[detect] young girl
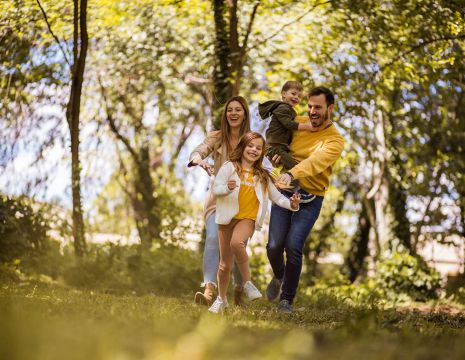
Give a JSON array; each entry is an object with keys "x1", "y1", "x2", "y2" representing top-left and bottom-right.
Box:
[{"x1": 209, "y1": 132, "x2": 300, "y2": 314}]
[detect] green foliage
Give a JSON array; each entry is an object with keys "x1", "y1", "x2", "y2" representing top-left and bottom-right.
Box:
[
  {"x1": 305, "y1": 251, "x2": 442, "y2": 305},
  {"x1": 0, "y1": 195, "x2": 50, "y2": 262},
  {"x1": 248, "y1": 243, "x2": 270, "y2": 289},
  {"x1": 305, "y1": 271, "x2": 384, "y2": 307},
  {"x1": 63, "y1": 243, "x2": 201, "y2": 295},
  {"x1": 372, "y1": 252, "x2": 442, "y2": 302},
  {"x1": 454, "y1": 287, "x2": 465, "y2": 304},
  {"x1": 127, "y1": 245, "x2": 201, "y2": 295},
  {"x1": 2, "y1": 0, "x2": 465, "y2": 303}
]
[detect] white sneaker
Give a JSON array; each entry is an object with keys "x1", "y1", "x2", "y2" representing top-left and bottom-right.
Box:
[
  {"x1": 208, "y1": 296, "x2": 229, "y2": 314},
  {"x1": 243, "y1": 281, "x2": 262, "y2": 301}
]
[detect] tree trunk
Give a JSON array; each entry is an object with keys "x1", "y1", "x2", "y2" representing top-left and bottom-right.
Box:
[
  {"x1": 385, "y1": 86, "x2": 413, "y2": 253},
  {"x1": 132, "y1": 146, "x2": 160, "y2": 249},
  {"x1": 212, "y1": 0, "x2": 231, "y2": 129},
  {"x1": 346, "y1": 199, "x2": 372, "y2": 282},
  {"x1": 66, "y1": 0, "x2": 88, "y2": 257},
  {"x1": 228, "y1": 0, "x2": 241, "y2": 97},
  {"x1": 388, "y1": 171, "x2": 413, "y2": 253},
  {"x1": 306, "y1": 198, "x2": 344, "y2": 279},
  {"x1": 211, "y1": 0, "x2": 259, "y2": 128}
]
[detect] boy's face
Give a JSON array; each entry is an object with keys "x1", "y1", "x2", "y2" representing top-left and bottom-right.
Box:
[{"x1": 281, "y1": 88, "x2": 302, "y2": 107}]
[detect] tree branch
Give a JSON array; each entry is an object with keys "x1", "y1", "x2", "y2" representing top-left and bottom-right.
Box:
[
  {"x1": 169, "y1": 117, "x2": 197, "y2": 171},
  {"x1": 34, "y1": 0, "x2": 71, "y2": 66},
  {"x1": 241, "y1": 0, "x2": 260, "y2": 53},
  {"x1": 255, "y1": 0, "x2": 333, "y2": 46},
  {"x1": 98, "y1": 77, "x2": 139, "y2": 161}
]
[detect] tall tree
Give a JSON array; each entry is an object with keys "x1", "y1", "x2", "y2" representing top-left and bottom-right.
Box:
[
  {"x1": 65, "y1": 0, "x2": 88, "y2": 256},
  {"x1": 89, "y1": 1, "x2": 206, "y2": 248}
]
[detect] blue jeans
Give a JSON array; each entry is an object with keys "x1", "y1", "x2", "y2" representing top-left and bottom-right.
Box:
[
  {"x1": 202, "y1": 212, "x2": 242, "y2": 287},
  {"x1": 266, "y1": 192, "x2": 324, "y2": 304}
]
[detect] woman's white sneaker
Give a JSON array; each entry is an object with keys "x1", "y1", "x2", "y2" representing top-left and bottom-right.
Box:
[
  {"x1": 243, "y1": 281, "x2": 262, "y2": 301},
  {"x1": 208, "y1": 296, "x2": 229, "y2": 314}
]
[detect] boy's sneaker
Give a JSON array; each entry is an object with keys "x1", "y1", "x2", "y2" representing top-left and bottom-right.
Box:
[
  {"x1": 243, "y1": 281, "x2": 262, "y2": 301},
  {"x1": 277, "y1": 299, "x2": 292, "y2": 314},
  {"x1": 266, "y1": 277, "x2": 282, "y2": 302},
  {"x1": 208, "y1": 296, "x2": 229, "y2": 314}
]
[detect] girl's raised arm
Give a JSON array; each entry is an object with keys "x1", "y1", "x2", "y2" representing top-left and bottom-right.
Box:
[{"x1": 267, "y1": 181, "x2": 299, "y2": 211}]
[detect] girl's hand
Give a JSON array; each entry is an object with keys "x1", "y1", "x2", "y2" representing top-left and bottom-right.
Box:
[
  {"x1": 194, "y1": 159, "x2": 213, "y2": 176},
  {"x1": 290, "y1": 192, "x2": 301, "y2": 209},
  {"x1": 227, "y1": 180, "x2": 237, "y2": 190}
]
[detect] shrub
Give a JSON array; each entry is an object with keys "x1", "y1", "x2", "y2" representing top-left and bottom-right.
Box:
[
  {"x1": 372, "y1": 251, "x2": 442, "y2": 301},
  {"x1": 0, "y1": 195, "x2": 49, "y2": 262},
  {"x1": 63, "y1": 243, "x2": 134, "y2": 292},
  {"x1": 63, "y1": 243, "x2": 201, "y2": 295},
  {"x1": 127, "y1": 245, "x2": 201, "y2": 295}
]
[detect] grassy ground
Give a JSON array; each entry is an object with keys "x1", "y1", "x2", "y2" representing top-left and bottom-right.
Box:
[{"x1": 2, "y1": 280, "x2": 465, "y2": 360}]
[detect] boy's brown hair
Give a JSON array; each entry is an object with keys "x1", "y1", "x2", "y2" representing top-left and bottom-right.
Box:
[{"x1": 281, "y1": 80, "x2": 303, "y2": 93}]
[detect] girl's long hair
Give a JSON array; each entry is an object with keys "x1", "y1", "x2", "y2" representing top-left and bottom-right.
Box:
[
  {"x1": 229, "y1": 132, "x2": 271, "y2": 192},
  {"x1": 217, "y1": 96, "x2": 251, "y2": 157}
]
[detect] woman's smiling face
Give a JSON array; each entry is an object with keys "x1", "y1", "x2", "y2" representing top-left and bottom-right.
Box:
[{"x1": 226, "y1": 100, "x2": 245, "y2": 129}]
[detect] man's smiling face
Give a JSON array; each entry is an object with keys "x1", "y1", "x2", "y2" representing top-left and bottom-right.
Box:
[{"x1": 308, "y1": 94, "x2": 332, "y2": 128}]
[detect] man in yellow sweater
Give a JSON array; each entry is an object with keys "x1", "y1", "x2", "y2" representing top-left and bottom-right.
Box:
[{"x1": 265, "y1": 86, "x2": 344, "y2": 313}]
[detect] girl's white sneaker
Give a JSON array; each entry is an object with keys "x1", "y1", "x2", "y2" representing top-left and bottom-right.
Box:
[
  {"x1": 243, "y1": 281, "x2": 262, "y2": 301},
  {"x1": 208, "y1": 296, "x2": 229, "y2": 314}
]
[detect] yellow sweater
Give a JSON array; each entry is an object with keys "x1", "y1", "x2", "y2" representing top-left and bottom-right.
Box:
[{"x1": 288, "y1": 116, "x2": 344, "y2": 196}]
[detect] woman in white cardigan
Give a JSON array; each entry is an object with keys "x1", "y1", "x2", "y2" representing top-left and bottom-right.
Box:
[{"x1": 208, "y1": 132, "x2": 300, "y2": 314}]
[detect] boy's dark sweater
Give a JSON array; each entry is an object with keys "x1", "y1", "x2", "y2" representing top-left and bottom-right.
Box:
[
  {"x1": 258, "y1": 100, "x2": 299, "y2": 170},
  {"x1": 258, "y1": 100, "x2": 297, "y2": 146}
]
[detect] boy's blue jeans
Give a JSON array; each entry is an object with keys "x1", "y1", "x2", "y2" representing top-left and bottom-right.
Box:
[
  {"x1": 202, "y1": 212, "x2": 242, "y2": 287},
  {"x1": 266, "y1": 191, "x2": 324, "y2": 304}
]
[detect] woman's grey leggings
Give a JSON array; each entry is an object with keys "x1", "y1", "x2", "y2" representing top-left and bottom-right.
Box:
[{"x1": 201, "y1": 212, "x2": 243, "y2": 287}]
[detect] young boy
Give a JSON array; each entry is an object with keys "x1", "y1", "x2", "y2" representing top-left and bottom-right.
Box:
[{"x1": 258, "y1": 81, "x2": 312, "y2": 187}]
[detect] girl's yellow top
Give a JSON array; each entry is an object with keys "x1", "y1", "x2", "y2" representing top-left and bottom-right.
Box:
[{"x1": 234, "y1": 169, "x2": 259, "y2": 220}]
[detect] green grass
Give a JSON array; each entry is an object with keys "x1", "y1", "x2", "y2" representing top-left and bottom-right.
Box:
[{"x1": 2, "y1": 280, "x2": 465, "y2": 360}]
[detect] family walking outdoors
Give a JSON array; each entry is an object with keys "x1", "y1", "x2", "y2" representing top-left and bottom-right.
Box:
[{"x1": 188, "y1": 82, "x2": 344, "y2": 314}]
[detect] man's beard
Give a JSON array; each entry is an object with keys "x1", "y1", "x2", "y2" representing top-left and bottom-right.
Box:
[{"x1": 310, "y1": 109, "x2": 328, "y2": 127}]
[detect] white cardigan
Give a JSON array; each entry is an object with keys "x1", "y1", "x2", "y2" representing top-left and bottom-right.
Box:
[{"x1": 213, "y1": 161, "x2": 298, "y2": 230}]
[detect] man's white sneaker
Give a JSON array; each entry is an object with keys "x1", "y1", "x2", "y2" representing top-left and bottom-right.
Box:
[
  {"x1": 208, "y1": 296, "x2": 229, "y2": 314},
  {"x1": 243, "y1": 281, "x2": 262, "y2": 301}
]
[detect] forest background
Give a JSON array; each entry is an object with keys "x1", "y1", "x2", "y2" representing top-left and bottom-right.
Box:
[{"x1": 1, "y1": 1, "x2": 465, "y2": 359}]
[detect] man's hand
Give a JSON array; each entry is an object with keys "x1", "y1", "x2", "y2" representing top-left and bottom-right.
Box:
[
  {"x1": 227, "y1": 180, "x2": 237, "y2": 190},
  {"x1": 277, "y1": 173, "x2": 292, "y2": 186},
  {"x1": 290, "y1": 192, "x2": 301, "y2": 210},
  {"x1": 193, "y1": 158, "x2": 213, "y2": 176}
]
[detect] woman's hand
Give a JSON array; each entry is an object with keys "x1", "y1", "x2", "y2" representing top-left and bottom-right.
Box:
[
  {"x1": 290, "y1": 192, "x2": 301, "y2": 210},
  {"x1": 227, "y1": 180, "x2": 237, "y2": 190},
  {"x1": 192, "y1": 158, "x2": 213, "y2": 176}
]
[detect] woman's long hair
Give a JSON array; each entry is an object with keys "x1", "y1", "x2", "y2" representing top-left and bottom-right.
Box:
[
  {"x1": 218, "y1": 96, "x2": 251, "y2": 158},
  {"x1": 229, "y1": 132, "x2": 271, "y2": 193}
]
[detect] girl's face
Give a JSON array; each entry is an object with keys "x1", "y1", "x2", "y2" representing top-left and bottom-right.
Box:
[
  {"x1": 242, "y1": 137, "x2": 264, "y2": 164},
  {"x1": 226, "y1": 101, "x2": 245, "y2": 130}
]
